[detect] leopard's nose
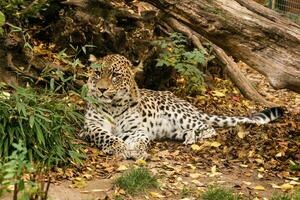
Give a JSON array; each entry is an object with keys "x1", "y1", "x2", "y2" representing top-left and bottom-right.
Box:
[{"x1": 98, "y1": 88, "x2": 107, "y2": 93}]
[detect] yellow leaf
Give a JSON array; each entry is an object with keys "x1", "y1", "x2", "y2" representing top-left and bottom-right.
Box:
[
  {"x1": 239, "y1": 164, "x2": 248, "y2": 168},
  {"x1": 275, "y1": 152, "x2": 283, "y2": 157},
  {"x1": 210, "y1": 142, "x2": 221, "y2": 147},
  {"x1": 70, "y1": 177, "x2": 87, "y2": 189},
  {"x1": 150, "y1": 192, "x2": 165, "y2": 198},
  {"x1": 237, "y1": 131, "x2": 246, "y2": 139},
  {"x1": 253, "y1": 185, "x2": 266, "y2": 191},
  {"x1": 289, "y1": 180, "x2": 300, "y2": 185},
  {"x1": 271, "y1": 184, "x2": 281, "y2": 189},
  {"x1": 117, "y1": 165, "x2": 128, "y2": 171},
  {"x1": 280, "y1": 183, "x2": 294, "y2": 191},
  {"x1": 191, "y1": 144, "x2": 201, "y2": 151},
  {"x1": 255, "y1": 158, "x2": 264, "y2": 164},
  {"x1": 211, "y1": 90, "x2": 226, "y2": 97},
  {"x1": 136, "y1": 159, "x2": 147, "y2": 166},
  {"x1": 257, "y1": 167, "x2": 265, "y2": 172},
  {"x1": 211, "y1": 165, "x2": 217, "y2": 174},
  {"x1": 187, "y1": 164, "x2": 196, "y2": 170},
  {"x1": 257, "y1": 173, "x2": 264, "y2": 179},
  {"x1": 286, "y1": 177, "x2": 299, "y2": 181},
  {"x1": 190, "y1": 173, "x2": 201, "y2": 179}
]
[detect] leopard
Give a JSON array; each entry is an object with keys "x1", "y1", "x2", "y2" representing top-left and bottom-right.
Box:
[{"x1": 79, "y1": 54, "x2": 284, "y2": 160}]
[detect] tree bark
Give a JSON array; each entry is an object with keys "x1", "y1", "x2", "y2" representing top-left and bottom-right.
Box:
[{"x1": 143, "y1": 0, "x2": 300, "y2": 93}]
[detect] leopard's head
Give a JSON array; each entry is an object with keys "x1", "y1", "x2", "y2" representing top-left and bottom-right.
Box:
[{"x1": 87, "y1": 54, "x2": 139, "y2": 106}]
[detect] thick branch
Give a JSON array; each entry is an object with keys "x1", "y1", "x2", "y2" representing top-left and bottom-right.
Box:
[
  {"x1": 164, "y1": 17, "x2": 277, "y2": 106},
  {"x1": 144, "y1": 0, "x2": 300, "y2": 93}
]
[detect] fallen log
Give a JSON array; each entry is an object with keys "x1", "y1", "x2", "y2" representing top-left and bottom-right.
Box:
[{"x1": 143, "y1": 0, "x2": 300, "y2": 93}]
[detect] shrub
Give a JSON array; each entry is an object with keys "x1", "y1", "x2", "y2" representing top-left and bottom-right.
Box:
[
  {"x1": 0, "y1": 85, "x2": 84, "y2": 166},
  {"x1": 0, "y1": 141, "x2": 39, "y2": 200},
  {"x1": 153, "y1": 33, "x2": 214, "y2": 95}
]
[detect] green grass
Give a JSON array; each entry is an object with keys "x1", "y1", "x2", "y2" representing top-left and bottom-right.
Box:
[
  {"x1": 295, "y1": 190, "x2": 300, "y2": 200},
  {"x1": 201, "y1": 186, "x2": 243, "y2": 200},
  {"x1": 115, "y1": 167, "x2": 158, "y2": 195},
  {"x1": 270, "y1": 190, "x2": 300, "y2": 200},
  {"x1": 270, "y1": 194, "x2": 292, "y2": 200}
]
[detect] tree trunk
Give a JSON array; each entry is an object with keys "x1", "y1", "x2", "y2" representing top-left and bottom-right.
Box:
[{"x1": 143, "y1": 0, "x2": 300, "y2": 93}]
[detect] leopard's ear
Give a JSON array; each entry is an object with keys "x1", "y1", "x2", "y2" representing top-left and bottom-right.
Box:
[
  {"x1": 131, "y1": 61, "x2": 144, "y2": 77},
  {"x1": 89, "y1": 54, "x2": 97, "y2": 63}
]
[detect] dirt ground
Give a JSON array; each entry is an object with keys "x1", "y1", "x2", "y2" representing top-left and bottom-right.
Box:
[
  {"x1": 42, "y1": 63, "x2": 300, "y2": 200},
  {"x1": 2, "y1": 63, "x2": 297, "y2": 200}
]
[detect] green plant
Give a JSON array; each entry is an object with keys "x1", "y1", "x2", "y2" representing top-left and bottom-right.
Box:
[
  {"x1": 0, "y1": 0, "x2": 49, "y2": 21},
  {"x1": 115, "y1": 167, "x2": 158, "y2": 195},
  {"x1": 295, "y1": 190, "x2": 300, "y2": 200},
  {"x1": 290, "y1": 162, "x2": 300, "y2": 171},
  {"x1": 0, "y1": 85, "x2": 84, "y2": 166},
  {"x1": 181, "y1": 186, "x2": 191, "y2": 198},
  {"x1": 0, "y1": 141, "x2": 41, "y2": 200},
  {"x1": 0, "y1": 11, "x2": 5, "y2": 35},
  {"x1": 270, "y1": 193, "x2": 293, "y2": 200},
  {"x1": 153, "y1": 33, "x2": 214, "y2": 95},
  {"x1": 201, "y1": 186, "x2": 243, "y2": 200}
]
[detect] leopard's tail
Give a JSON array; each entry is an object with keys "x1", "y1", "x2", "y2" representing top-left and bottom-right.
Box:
[{"x1": 199, "y1": 107, "x2": 284, "y2": 127}]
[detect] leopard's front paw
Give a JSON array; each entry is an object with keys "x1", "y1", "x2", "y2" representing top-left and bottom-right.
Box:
[{"x1": 125, "y1": 140, "x2": 150, "y2": 160}]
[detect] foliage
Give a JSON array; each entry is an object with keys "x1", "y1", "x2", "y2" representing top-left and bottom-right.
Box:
[
  {"x1": 153, "y1": 33, "x2": 214, "y2": 95},
  {"x1": 295, "y1": 190, "x2": 300, "y2": 200},
  {"x1": 270, "y1": 193, "x2": 292, "y2": 200},
  {"x1": 0, "y1": 11, "x2": 5, "y2": 35},
  {"x1": 0, "y1": 85, "x2": 84, "y2": 166},
  {"x1": 290, "y1": 162, "x2": 300, "y2": 171},
  {"x1": 201, "y1": 186, "x2": 243, "y2": 200},
  {"x1": 0, "y1": 141, "x2": 41, "y2": 200},
  {"x1": 0, "y1": 0, "x2": 49, "y2": 22},
  {"x1": 115, "y1": 167, "x2": 158, "y2": 195}
]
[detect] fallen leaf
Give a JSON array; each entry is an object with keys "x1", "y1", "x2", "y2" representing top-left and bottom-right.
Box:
[
  {"x1": 275, "y1": 152, "x2": 283, "y2": 157},
  {"x1": 240, "y1": 164, "x2": 248, "y2": 168},
  {"x1": 253, "y1": 185, "x2": 266, "y2": 191},
  {"x1": 211, "y1": 90, "x2": 226, "y2": 97},
  {"x1": 136, "y1": 159, "x2": 147, "y2": 166},
  {"x1": 242, "y1": 181, "x2": 252, "y2": 186},
  {"x1": 70, "y1": 177, "x2": 87, "y2": 189},
  {"x1": 286, "y1": 177, "x2": 299, "y2": 181},
  {"x1": 191, "y1": 144, "x2": 201, "y2": 151},
  {"x1": 280, "y1": 183, "x2": 294, "y2": 191},
  {"x1": 210, "y1": 141, "x2": 221, "y2": 147},
  {"x1": 191, "y1": 180, "x2": 204, "y2": 187},
  {"x1": 289, "y1": 180, "x2": 300, "y2": 185},
  {"x1": 117, "y1": 165, "x2": 128, "y2": 171},
  {"x1": 190, "y1": 173, "x2": 201, "y2": 179},
  {"x1": 257, "y1": 167, "x2": 265, "y2": 172},
  {"x1": 237, "y1": 131, "x2": 246, "y2": 139},
  {"x1": 255, "y1": 158, "x2": 264, "y2": 164},
  {"x1": 150, "y1": 191, "x2": 165, "y2": 198}
]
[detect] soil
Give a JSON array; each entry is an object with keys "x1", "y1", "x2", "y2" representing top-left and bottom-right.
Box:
[
  {"x1": 1, "y1": 62, "x2": 299, "y2": 200},
  {"x1": 43, "y1": 63, "x2": 299, "y2": 200}
]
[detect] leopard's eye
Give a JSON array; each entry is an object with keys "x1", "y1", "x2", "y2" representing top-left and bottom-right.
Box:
[
  {"x1": 112, "y1": 72, "x2": 119, "y2": 77},
  {"x1": 94, "y1": 71, "x2": 101, "y2": 77},
  {"x1": 112, "y1": 76, "x2": 117, "y2": 83}
]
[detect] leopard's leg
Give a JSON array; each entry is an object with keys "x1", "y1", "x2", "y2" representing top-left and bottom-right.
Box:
[
  {"x1": 172, "y1": 123, "x2": 216, "y2": 144},
  {"x1": 122, "y1": 131, "x2": 151, "y2": 160},
  {"x1": 81, "y1": 121, "x2": 131, "y2": 159}
]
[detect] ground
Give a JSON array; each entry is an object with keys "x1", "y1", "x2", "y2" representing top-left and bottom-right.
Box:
[{"x1": 49, "y1": 63, "x2": 299, "y2": 200}]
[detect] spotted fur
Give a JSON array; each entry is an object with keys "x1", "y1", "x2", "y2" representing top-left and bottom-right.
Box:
[{"x1": 80, "y1": 54, "x2": 284, "y2": 159}]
